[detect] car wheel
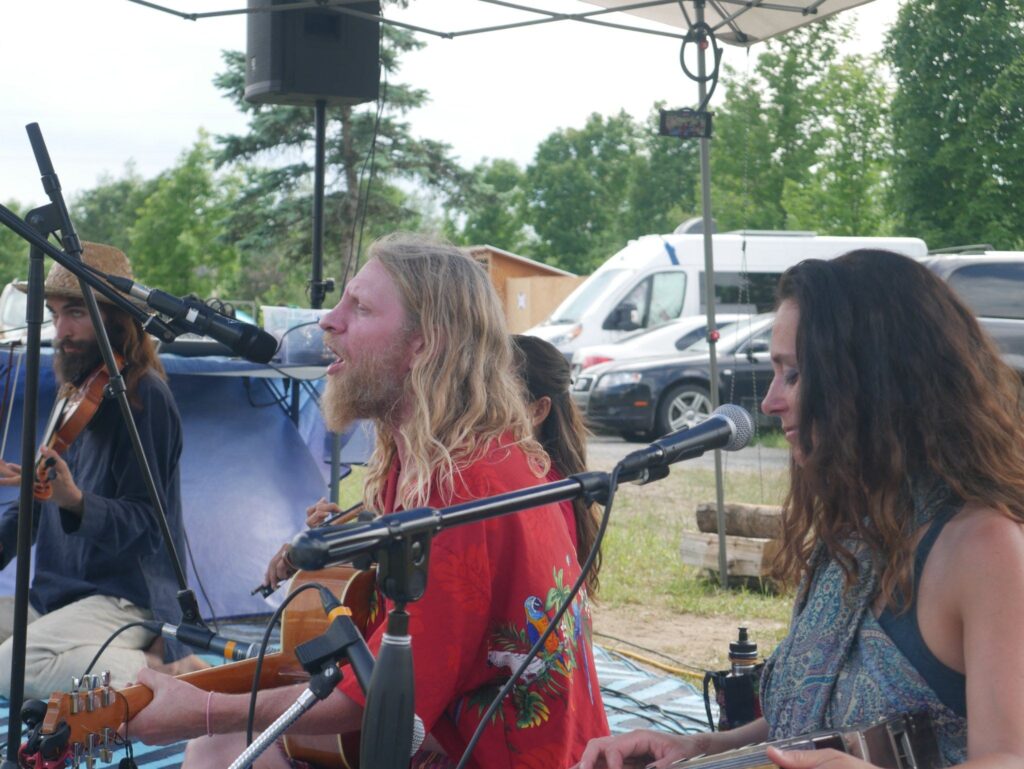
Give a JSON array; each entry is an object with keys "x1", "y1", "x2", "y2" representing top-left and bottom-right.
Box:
[{"x1": 655, "y1": 383, "x2": 713, "y2": 437}]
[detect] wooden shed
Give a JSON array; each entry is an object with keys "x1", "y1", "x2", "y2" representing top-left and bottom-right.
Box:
[{"x1": 467, "y1": 245, "x2": 585, "y2": 333}]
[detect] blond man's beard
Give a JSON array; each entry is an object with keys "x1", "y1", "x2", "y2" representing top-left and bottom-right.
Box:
[{"x1": 322, "y1": 342, "x2": 410, "y2": 432}]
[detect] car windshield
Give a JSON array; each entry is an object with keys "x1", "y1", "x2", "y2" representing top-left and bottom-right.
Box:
[
  {"x1": 683, "y1": 315, "x2": 773, "y2": 354},
  {"x1": 547, "y1": 269, "x2": 631, "y2": 324},
  {"x1": 1, "y1": 288, "x2": 26, "y2": 328}
]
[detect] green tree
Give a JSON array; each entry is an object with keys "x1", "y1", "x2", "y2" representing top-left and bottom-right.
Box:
[
  {"x1": 70, "y1": 162, "x2": 158, "y2": 252},
  {"x1": 782, "y1": 55, "x2": 895, "y2": 235},
  {"x1": 128, "y1": 136, "x2": 240, "y2": 298},
  {"x1": 0, "y1": 200, "x2": 32, "y2": 283},
  {"x1": 627, "y1": 106, "x2": 701, "y2": 236},
  {"x1": 524, "y1": 111, "x2": 643, "y2": 273},
  {"x1": 710, "y1": 19, "x2": 848, "y2": 230},
  {"x1": 886, "y1": 0, "x2": 1024, "y2": 249},
  {"x1": 212, "y1": 20, "x2": 462, "y2": 301},
  {"x1": 445, "y1": 158, "x2": 529, "y2": 252}
]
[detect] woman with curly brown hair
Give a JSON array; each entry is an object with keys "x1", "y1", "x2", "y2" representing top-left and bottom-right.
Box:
[{"x1": 577, "y1": 249, "x2": 1024, "y2": 769}]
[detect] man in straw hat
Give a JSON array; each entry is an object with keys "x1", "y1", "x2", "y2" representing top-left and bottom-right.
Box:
[{"x1": 0, "y1": 241, "x2": 195, "y2": 698}]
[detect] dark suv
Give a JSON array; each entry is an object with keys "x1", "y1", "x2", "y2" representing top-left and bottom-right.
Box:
[{"x1": 920, "y1": 252, "x2": 1024, "y2": 374}]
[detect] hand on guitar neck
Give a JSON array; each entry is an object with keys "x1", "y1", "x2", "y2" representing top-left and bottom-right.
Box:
[{"x1": 575, "y1": 719, "x2": 766, "y2": 769}]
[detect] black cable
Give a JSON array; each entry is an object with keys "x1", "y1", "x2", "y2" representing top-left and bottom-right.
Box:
[
  {"x1": 592, "y1": 630, "x2": 706, "y2": 677},
  {"x1": 597, "y1": 687, "x2": 698, "y2": 734},
  {"x1": 80, "y1": 621, "x2": 154, "y2": 679},
  {"x1": 353, "y1": 72, "x2": 387, "y2": 274},
  {"x1": 454, "y1": 466, "x2": 621, "y2": 769},
  {"x1": 678, "y1": 17, "x2": 723, "y2": 113},
  {"x1": 180, "y1": 527, "x2": 221, "y2": 634},
  {"x1": 342, "y1": 20, "x2": 388, "y2": 291},
  {"x1": 245, "y1": 581, "x2": 324, "y2": 746}
]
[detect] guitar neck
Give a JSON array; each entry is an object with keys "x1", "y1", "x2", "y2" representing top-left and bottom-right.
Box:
[
  {"x1": 121, "y1": 651, "x2": 301, "y2": 717},
  {"x1": 668, "y1": 714, "x2": 942, "y2": 769}
]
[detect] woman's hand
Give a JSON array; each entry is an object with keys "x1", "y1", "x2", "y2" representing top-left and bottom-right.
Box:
[
  {"x1": 574, "y1": 730, "x2": 709, "y2": 769},
  {"x1": 767, "y1": 747, "x2": 873, "y2": 769}
]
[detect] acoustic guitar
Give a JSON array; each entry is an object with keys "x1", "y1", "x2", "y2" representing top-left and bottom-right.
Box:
[
  {"x1": 25, "y1": 567, "x2": 380, "y2": 769},
  {"x1": 664, "y1": 713, "x2": 942, "y2": 769}
]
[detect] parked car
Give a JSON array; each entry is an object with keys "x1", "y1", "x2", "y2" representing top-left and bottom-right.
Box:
[
  {"x1": 577, "y1": 314, "x2": 777, "y2": 441},
  {"x1": 920, "y1": 251, "x2": 1024, "y2": 373},
  {"x1": 569, "y1": 313, "x2": 751, "y2": 381},
  {"x1": 0, "y1": 280, "x2": 54, "y2": 345}
]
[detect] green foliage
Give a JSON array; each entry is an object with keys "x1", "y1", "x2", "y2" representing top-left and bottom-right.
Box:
[
  {"x1": 524, "y1": 111, "x2": 644, "y2": 274},
  {"x1": 446, "y1": 158, "x2": 530, "y2": 252},
  {"x1": 0, "y1": 200, "x2": 32, "y2": 283},
  {"x1": 128, "y1": 136, "x2": 240, "y2": 298},
  {"x1": 782, "y1": 55, "x2": 895, "y2": 235},
  {"x1": 886, "y1": 0, "x2": 1024, "y2": 249},
  {"x1": 70, "y1": 162, "x2": 159, "y2": 252},
  {"x1": 711, "y1": 19, "x2": 856, "y2": 231},
  {"x1": 211, "y1": 23, "x2": 464, "y2": 298}
]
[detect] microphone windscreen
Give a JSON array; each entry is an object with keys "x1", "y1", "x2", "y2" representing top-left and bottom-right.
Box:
[
  {"x1": 242, "y1": 328, "x2": 280, "y2": 364},
  {"x1": 715, "y1": 404, "x2": 755, "y2": 451}
]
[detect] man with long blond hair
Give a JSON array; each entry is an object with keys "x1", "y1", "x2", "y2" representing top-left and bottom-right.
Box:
[
  {"x1": 0, "y1": 242, "x2": 190, "y2": 698},
  {"x1": 128, "y1": 233, "x2": 609, "y2": 768}
]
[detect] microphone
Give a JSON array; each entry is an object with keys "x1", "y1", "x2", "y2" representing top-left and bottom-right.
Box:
[
  {"x1": 105, "y1": 275, "x2": 279, "y2": 364},
  {"x1": 313, "y1": 590, "x2": 425, "y2": 759},
  {"x1": 360, "y1": 610, "x2": 422, "y2": 769},
  {"x1": 143, "y1": 621, "x2": 264, "y2": 662},
  {"x1": 618, "y1": 404, "x2": 754, "y2": 476}
]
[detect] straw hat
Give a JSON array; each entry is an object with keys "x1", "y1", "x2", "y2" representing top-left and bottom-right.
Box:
[{"x1": 15, "y1": 241, "x2": 135, "y2": 306}]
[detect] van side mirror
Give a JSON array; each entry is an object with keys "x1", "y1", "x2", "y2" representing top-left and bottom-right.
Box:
[{"x1": 604, "y1": 302, "x2": 640, "y2": 331}]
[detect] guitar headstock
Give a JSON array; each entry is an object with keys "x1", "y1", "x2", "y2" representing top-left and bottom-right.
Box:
[{"x1": 27, "y1": 673, "x2": 127, "y2": 768}]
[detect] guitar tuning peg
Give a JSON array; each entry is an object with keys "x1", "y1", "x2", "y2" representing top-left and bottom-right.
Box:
[
  {"x1": 20, "y1": 698, "x2": 47, "y2": 728},
  {"x1": 71, "y1": 676, "x2": 81, "y2": 692},
  {"x1": 101, "y1": 671, "x2": 111, "y2": 688}
]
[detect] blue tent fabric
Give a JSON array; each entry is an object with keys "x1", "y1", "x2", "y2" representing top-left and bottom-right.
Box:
[{"x1": 0, "y1": 349, "x2": 355, "y2": 618}]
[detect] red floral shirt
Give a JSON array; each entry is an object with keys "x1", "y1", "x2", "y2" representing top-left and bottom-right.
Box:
[{"x1": 339, "y1": 436, "x2": 609, "y2": 768}]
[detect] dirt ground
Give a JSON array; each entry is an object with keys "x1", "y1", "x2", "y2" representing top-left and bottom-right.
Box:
[{"x1": 590, "y1": 603, "x2": 788, "y2": 675}]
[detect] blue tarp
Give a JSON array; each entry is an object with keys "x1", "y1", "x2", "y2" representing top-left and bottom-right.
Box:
[{"x1": 0, "y1": 348, "x2": 368, "y2": 619}]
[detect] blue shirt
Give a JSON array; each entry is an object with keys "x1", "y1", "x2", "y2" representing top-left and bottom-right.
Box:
[{"x1": 0, "y1": 370, "x2": 185, "y2": 647}]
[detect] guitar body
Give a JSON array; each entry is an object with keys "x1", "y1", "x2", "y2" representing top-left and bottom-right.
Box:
[
  {"x1": 280, "y1": 567, "x2": 381, "y2": 769},
  {"x1": 35, "y1": 566, "x2": 381, "y2": 769}
]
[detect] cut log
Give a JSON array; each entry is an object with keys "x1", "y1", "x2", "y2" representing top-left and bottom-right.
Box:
[
  {"x1": 679, "y1": 531, "x2": 782, "y2": 580},
  {"x1": 696, "y1": 502, "x2": 782, "y2": 539}
]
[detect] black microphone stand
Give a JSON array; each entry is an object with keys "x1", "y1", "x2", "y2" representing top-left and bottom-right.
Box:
[{"x1": 0, "y1": 124, "x2": 213, "y2": 767}]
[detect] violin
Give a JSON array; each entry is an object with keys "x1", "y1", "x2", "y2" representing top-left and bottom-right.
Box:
[{"x1": 33, "y1": 352, "x2": 124, "y2": 501}]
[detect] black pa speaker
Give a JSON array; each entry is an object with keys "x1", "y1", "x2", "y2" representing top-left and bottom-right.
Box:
[{"x1": 245, "y1": 0, "x2": 381, "y2": 107}]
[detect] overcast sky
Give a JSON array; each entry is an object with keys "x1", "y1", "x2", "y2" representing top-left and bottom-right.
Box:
[{"x1": 1, "y1": 1, "x2": 899, "y2": 209}]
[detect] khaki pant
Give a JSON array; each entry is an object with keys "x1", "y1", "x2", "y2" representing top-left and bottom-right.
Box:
[{"x1": 0, "y1": 594, "x2": 155, "y2": 699}]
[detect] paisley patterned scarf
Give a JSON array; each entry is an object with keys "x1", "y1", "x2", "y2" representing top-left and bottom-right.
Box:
[{"x1": 760, "y1": 480, "x2": 967, "y2": 765}]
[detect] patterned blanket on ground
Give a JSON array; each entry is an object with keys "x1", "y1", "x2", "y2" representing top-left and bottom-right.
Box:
[{"x1": 0, "y1": 645, "x2": 711, "y2": 768}]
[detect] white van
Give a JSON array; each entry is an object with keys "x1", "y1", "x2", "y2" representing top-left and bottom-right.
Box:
[{"x1": 525, "y1": 231, "x2": 929, "y2": 357}]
